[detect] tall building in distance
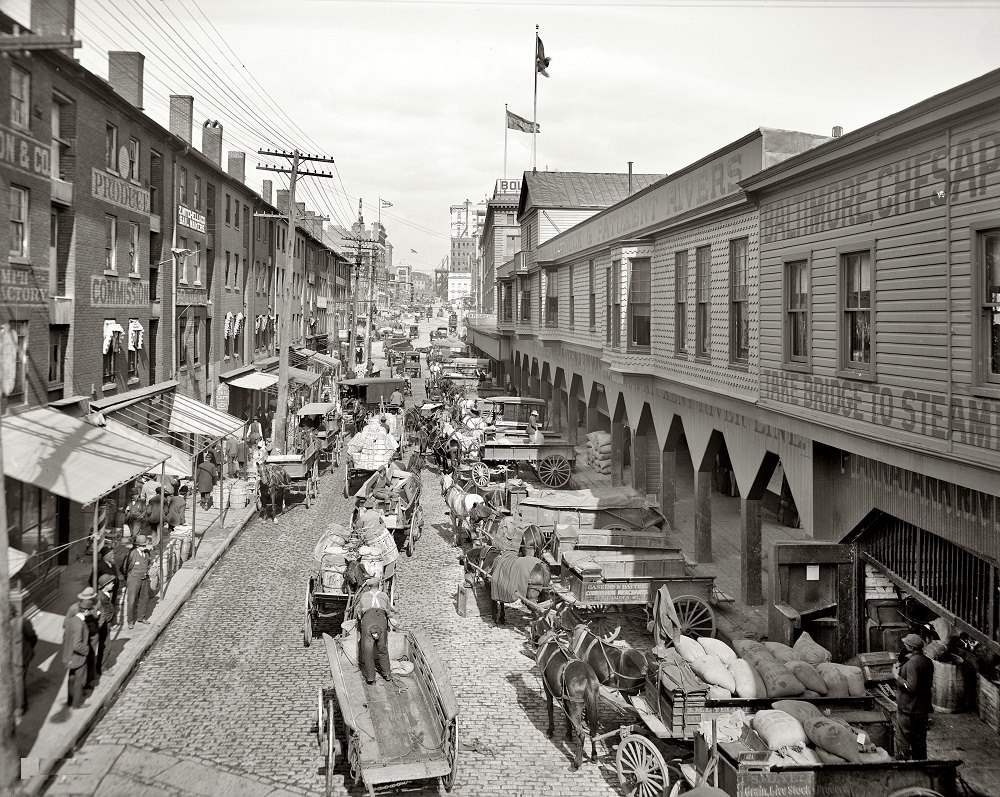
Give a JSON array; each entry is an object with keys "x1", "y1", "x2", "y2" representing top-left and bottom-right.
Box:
[
  {"x1": 478, "y1": 178, "x2": 523, "y2": 313},
  {"x1": 448, "y1": 198, "x2": 486, "y2": 305}
]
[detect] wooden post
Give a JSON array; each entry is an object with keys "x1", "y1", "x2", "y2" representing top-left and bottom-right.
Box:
[
  {"x1": 740, "y1": 497, "x2": 763, "y2": 605},
  {"x1": 660, "y1": 445, "x2": 676, "y2": 531},
  {"x1": 694, "y1": 467, "x2": 713, "y2": 563},
  {"x1": 632, "y1": 430, "x2": 648, "y2": 496},
  {"x1": 610, "y1": 420, "x2": 625, "y2": 487},
  {"x1": 566, "y1": 392, "x2": 579, "y2": 445}
]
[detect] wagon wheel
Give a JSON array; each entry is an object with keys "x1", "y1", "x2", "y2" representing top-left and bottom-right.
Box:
[
  {"x1": 325, "y1": 697, "x2": 339, "y2": 797},
  {"x1": 470, "y1": 462, "x2": 491, "y2": 489},
  {"x1": 316, "y1": 687, "x2": 326, "y2": 749},
  {"x1": 304, "y1": 479, "x2": 312, "y2": 508},
  {"x1": 303, "y1": 578, "x2": 313, "y2": 647},
  {"x1": 537, "y1": 454, "x2": 572, "y2": 488},
  {"x1": 388, "y1": 573, "x2": 397, "y2": 607},
  {"x1": 667, "y1": 595, "x2": 716, "y2": 641},
  {"x1": 617, "y1": 734, "x2": 669, "y2": 797},
  {"x1": 441, "y1": 716, "x2": 459, "y2": 792},
  {"x1": 407, "y1": 512, "x2": 417, "y2": 557}
]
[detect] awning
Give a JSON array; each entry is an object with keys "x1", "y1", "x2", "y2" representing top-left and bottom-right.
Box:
[
  {"x1": 3, "y1": 407, "x2": 167, "y2": 506},
  {"x1": 99, "y1": 417, "x2": 192, "y2": 477},
  {"x1": 229, "y1": 371, "x2": 279, "y2": 391},
  {"x1": 167, "y1": 393, "x2": 245, "y2": 437},
  {"x1": 289, "y1": 367, "x2": 321, "y2": 388},
  {"x1": 312, "y1": 353, "x2": 339, "y2": 370},
  {"x1": 297, "y1": 402, "x2": 337, "y2": 416},
  {"x1": 218, "y1": 364, "x2": 257, "y2": 382}
]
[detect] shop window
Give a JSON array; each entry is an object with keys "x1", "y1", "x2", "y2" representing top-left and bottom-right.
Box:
[
  {"x1": 568, "y1": 265, "x2": 575, "y2": 328},
  {"x1": 225, "y1": 194, "x2": 231, "y2": 225},
  {"x1": 191, "y1": 246, "x2": 201, "y2": 286},
  {"x1": 695, "y1": 245, "x2": 711, "y2": 358},
  {"x1": 234, "y1": 199, "x2": 240, "y2": 229},
  {"x1": 178, "y1": 315, "x2": 188, "y2": 367},
  {"x1": 128, "y1": 137, "x2": 140, "y2": 181},
  {"x1": 628, "y1": 257, "x2": 651, "y2": 350},
  {"x1": 48, "y1": 324, "x2": 68, "y2": 385},
  {"x1": 105, "y1": 215, "x2": 117, "y2": 272},
  {"x1": 127, "y1": 318, "x2": 139, "y2": 379},
  {"x1": 225, "y1": 250, "x2": 231, "y2": 287},
  {"x1": 7, "y1": 321, "x2": 28, "y2": 399},
  {"x1": 50, "y1": 98, "x2": 71, "y2": 181},
  {"x1": 978, "y1": 229, "x2": 1000, "y2": 386},
  {"x1": 545, "y1": 270, "x2": 558, "y2": 327},
  {"x1": 129, "y1": 222, "x2": 140, "y2": 275},
  {"x1": 729, "y1": 238, "x2": 749, "y2": 364},
  {"x1": 520, "y1": 284, "x2": 531, "y2": 322},
  {"x1": 105, "y1": 123, "x2": 118, "y2": 171},
  {"x1": 10, "y1": 65, "x2": 30, "y2": 130},
  {"x1": 675, "y1": 250, "x2": 688, "y2": 354},
  {"x1": 785, "y1": 258, "x2": 810, "y2": 365},
  {"x1": 234, "y1": 254, "x2": 240, "y2": 290},
  {"x1": 193, "y1": 318, "x2": 201, "y2": 365},
  {"x1": 9, "y1": 186, "x2": 28, "y2": 259},
  {"x1": 840, "y1": 247, "x2": 873, "y2": 376},
  {"x1": 194, "y1": 176, "x2": 201, "y2": 211},
  {"x1": 102, "y1": 319, "x2": 120, "y2": 384},
  {"x1": 178, "y1": 167, "x2": 188, "y2": 205},
  {"x1": 6, "y1": 477, "x2": 58, "y2": 588}
]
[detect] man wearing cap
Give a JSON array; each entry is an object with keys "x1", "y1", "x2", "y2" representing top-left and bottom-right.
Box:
[
  {"x1": 62, "y1": 588, "x2": 95, "y2": 707},
  {"x1": 355, "y1": 582, "x2": 397, "y2": 685},
  {"x1": 894, "y1": 633, "x2": 934, "y2": 759},
  {"x1": 357, "y1": 495, "x2": 387, "y2": 537},
  {"x1": 527, "y1": 409, "x2": 543, "y2": 444},
  {"x1": 122, "y1": 535, "x2": 152, "y2": 629},
  {"x1": 94, "y1": 575, "x2": 117, "y2": 675}
]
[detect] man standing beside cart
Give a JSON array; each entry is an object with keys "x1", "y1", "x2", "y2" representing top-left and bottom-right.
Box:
[
  {"x1": 355, "y1": 581, "x2": 398, "y2": 685},
  {"x1": 894, "y1": 633, "x2": 934, "y2": 760}
]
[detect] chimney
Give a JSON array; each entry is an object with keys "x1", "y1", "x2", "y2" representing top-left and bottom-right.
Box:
[
  {"x1": 261, "y1": 179, "x2": 272, "y2": 205},
  {"x1": 276, "y1": 189, "x2": 289, "y2": 214},
  {"x1": 31, "y1": 0, "x2": 76, "y2": 57},
  {"x1": 832, "y1": 125, "x2": 844, "y2": 138},
  {"x1": 627, "y1": 161, "x2": 634, "y2": 196},
  {"x1": 169, "y1": 95, "x2": 194, "y2": 145},
  {"x1": 227, "y1": 151, "x2": 246, "y2": 183},
  {"x1": 108, "y1": 51, "x2": 144, "y2": 109},
  {"x1": 201, "y1": 120, "x2": 222, "y2": 166},
  {"x1": 296, "y1": 202, "x2": 306, "y2": 218}
]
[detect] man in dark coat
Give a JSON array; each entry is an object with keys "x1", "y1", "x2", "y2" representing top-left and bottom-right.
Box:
[
  {"x1": 355, "y1": 583, "x2": 396, "y2": 685},
  {"x1": 94, "y1": 575, "x2": 117, "y2": 675},
  {"x1": 196, "y1": 453, "x2": 218, "y2": 510},
  {"x1": 122, "y1": 535, "x2": 152, "y2": 629},
  {"x1": 62, "y1": 588, "x2": 95, "y2": 707},
  {"x1": 894, "y1": 633, "x2": 935, "y2": 760}
]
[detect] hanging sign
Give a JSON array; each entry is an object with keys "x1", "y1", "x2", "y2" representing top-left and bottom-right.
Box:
[{"x1": 215, "y1": 383, "x2": 230, "y2": 413}]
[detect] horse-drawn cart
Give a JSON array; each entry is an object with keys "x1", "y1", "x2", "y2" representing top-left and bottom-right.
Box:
[
  {"x1": 353, "y1": 466, "x2": 424, "y2": 557},
  {"x1": 265, "y1": 442, "x2": 319, "y2": 508},
  {"x1": 315, "y1": 630, "x2": 459, "y2": 797},
  {"x1": 476, "y1": 433, "x2": 576, "y2": 489},
  {"x1": 297, "y1": 402, "x2": 341, "y2": 469}
]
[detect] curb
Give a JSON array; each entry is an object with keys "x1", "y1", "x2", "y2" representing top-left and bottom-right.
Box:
[{"x1": 20, "y1": 505, "x2": 258, "y2": 797}]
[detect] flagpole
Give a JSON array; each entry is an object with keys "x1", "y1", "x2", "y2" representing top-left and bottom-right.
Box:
[
  {"x1": 504, "y1": 103, "x2": 508, "y2": 178},
  {"x1": 532, "y1": 25, "x2": 538, "y2": 172}
]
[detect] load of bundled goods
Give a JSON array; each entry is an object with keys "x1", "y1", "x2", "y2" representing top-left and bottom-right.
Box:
[
  {"x1": 347, "y1": 416, "x2": 399, "y2": 470},
  {"x1": 585, "y1": 431, "x2": 613, "y2": 475},
  {"x1": 311, "y1": 521, "x2": 399, "y2": 594}
]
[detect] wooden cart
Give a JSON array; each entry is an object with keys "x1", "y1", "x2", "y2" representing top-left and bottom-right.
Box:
[
  {"x1": 297, "y1": 402, "x2": 341, "y2": 469},
  {"x1": 353, "y1": 467, "x2": 424, "y2": 557},
  {"x1": 315, "y1": 630, "x2": 459, "y2": 797},
  {"x1": 265, "y1": 443, "x2": 319, "y2": 508},
  {"x1": 477, "y1": 434, "x2": 576, "y2": 488}
]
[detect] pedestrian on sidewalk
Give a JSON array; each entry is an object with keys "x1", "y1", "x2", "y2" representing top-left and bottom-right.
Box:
[
  {"x1": 94, "y1": 575, "x2": 117, "y2": 675},
  {"x1": 166, "y1": 485, "x2": 188, "y2": 532},
  {"x1": 62, "y1": 588, "x2": 95, "y2": 707},
  {"x1": 122, "y1": 535, "x2": 152, "y2": 629},
  {"x1": 894, "y1": 633, "x2": 934, "y2": 760},
  {"x1": 234, "y1": 437, "x2": 250, "y2": 479},
  {"x1": 144, "y1": 486, "x2": 166, "y2": 545},
  {"x1": 11, "y1": 606, "x2": 36, "y2": 716},
  {"x1": 93, "y1": 544, "x2": 121, "y2": 615},
  {"x1": 196, "y1": 452, "x2": 219, "y2": 510},
  {"x1": 247, "y1": 413, "x2": 263, "y2": 448}
]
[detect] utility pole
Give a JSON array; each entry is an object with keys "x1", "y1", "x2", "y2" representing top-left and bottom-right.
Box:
[
  {"x1": 344, "y1": 200, "x2": 379, "y2": 379},
  {"x1": 256, "y1": 149, "x2": 334, "y2": 453}
]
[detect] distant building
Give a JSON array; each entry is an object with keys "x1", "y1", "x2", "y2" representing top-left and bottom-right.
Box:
[
  {"x1": 448, "y1": 272, "x2": 472, "y2": 302},
  {"x1": 411, "y1": 270, "x2": 432, "y2": 302},
  {"x1": 478, "y1": 178, "x2": 523, "y2": 313}
]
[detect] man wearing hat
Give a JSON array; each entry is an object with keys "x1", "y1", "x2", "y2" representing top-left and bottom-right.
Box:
[
  {"x1": 527, "y1": 409, "x2": 543, "y2": 444},
  {"x1": 62, "y1": 588, "x2": 95, "y2": 707},
  {"x1": 122, "y1": 534, "x2": 152, "y2": 629},
  {"x1": 355, "y1": 581, "x2": 397, "y2": 685},
  {"x1": 94, "y1": 575, "x2": 117, "y2": 675},
  {"x1": 894, "y1": 633, "x2": 934, "y2": 760},
  {"x1": 357, "y1": 495, "x2": 386, "y2": 538}
]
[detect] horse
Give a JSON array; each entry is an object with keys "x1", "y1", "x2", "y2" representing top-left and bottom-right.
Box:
[
  {"x1": 569, "y1": 623, "x2": 649, "y2": 696},
  {"x1": 441, "y1": 474, "x2": 487, "y2": 545},
  {"x1": 464, "y1": 545, "x2": 551, "y2": 624},
  {"x1": 535, "y1": 631, "x2": 600, "y2": 769},
  {"x1": 527, "y1": 591, "x2": 622, "y2": 646},
  {"x1": 518, "y1": 523, "x2": 549, "y2": 559},
  {"x1": 257, "y1": 462, "x2": 290, "y2": 522}
]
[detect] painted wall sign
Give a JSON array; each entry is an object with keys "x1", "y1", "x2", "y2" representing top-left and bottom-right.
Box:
[
  {"x1": 0, "y1": 124, "x2": 50, "y2": 179},
  {"x1": 736, "y1": 769, "x2": 815, "y2": 797},
  {"x1": 91, "y1": 168, "x2": 151, "y2": 215},
  {"x1": 0, "y1": 267, "x2": 46, "y2": 305},
  {"x1": 177, "y1": 285, "x2": 208, "y2": 307},
  {"x1": 177, "y1": 204, "x2": 206, "y2": 234},
  {"x1": 90, "y1": 276, "x2": 149, "y2": 307},
  {"x1": 494, "y1": 178, "x2": 522, "y2": 197}
]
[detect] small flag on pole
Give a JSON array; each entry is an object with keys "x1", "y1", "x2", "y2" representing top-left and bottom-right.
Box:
[
  {"x1": 410, "y1": 249, "x2": 418, "y2": 254},
  {"x1": 536, "y1": 34, "x2": 550, "y2": 77},
  {"x1": 506, "y1": 109, "x2": 540, "y2": 134},
  {"x1": 380, "y1": 199, "x2": 393, "y2": 208}
]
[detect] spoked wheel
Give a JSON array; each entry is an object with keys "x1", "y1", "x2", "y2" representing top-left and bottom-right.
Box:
[
  {"x1": 537, "y1": 454, "x2": 572, "y2": 488},
  {"x1": 305, "y1": 482, "x2": 312, "y2": 508},
  {"x1": 470, "y1": 462, "x2": 491, "y2": 489},
  {"x1": 617, "y1": 734, "x2": 669, "y2": 797},
  {"x1": 324, "y1": 697, "x2": 339, "y2": 797},
  {"x1": 441, "y1": 716, "x2": 459, "y2": 792},
  {"x1": 674, "y1": 596, "x2": 716, "y2": 639},
  {"x1": 407, "y1": 514, "x2": 417, "y2": 557},
  {"x1": 303, "y1": 578, "x2": 313, "y2": 647}
]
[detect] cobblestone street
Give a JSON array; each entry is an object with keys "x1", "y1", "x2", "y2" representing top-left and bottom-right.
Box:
[{"x1": 53, "y1": 379, "x2": 628, "y2": 797}]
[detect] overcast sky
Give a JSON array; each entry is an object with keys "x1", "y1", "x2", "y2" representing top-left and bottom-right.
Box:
[{"x1": 4, "y1": 0, "x2": 1000, "y2": 274}]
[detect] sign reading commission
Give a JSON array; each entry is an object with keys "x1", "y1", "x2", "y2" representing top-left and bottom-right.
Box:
[
  {"x1": 91, "y1": 168, "x2": 151, "y2": 215},
  {"x1": 91, "y1": 275, "x2": 150, "y2": 307},
  {"x1": 178, "y1": 204, "x2": 207, "y2": 234}
]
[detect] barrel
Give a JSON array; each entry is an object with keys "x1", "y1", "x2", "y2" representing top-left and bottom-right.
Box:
[{"x1": 932, "y1": 656, "x2": 968, "y2": 713}]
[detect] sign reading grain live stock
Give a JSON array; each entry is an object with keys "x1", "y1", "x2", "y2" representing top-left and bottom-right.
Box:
[
  {"x1": 762, "y1": 368, "x2": 1000, "y2": 451},
  {"x1": 737, "y1": 770, "x2": 815, "y2": 797}
]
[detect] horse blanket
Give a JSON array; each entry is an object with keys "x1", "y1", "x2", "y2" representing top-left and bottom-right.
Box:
[{"x1": 490, "y1": 553, "x2": 543, "y2": 603}]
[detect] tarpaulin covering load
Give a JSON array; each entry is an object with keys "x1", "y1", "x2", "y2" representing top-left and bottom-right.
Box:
[
  {"x1": 490, "y1": 553, "x2": 543, "y2": 603},
  {"x1": 347, "y1": 423, "x2": 398, "y2": 470},
  {"x1": 490, "y1": 518, "x2": 525, "y2": 553}
]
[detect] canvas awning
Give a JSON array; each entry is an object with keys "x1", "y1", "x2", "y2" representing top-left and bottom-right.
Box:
[
  {"x1": 228, "y1": 371, "x2": 279, "y2": 391},
  {"x1": 289, "y1": 367, "x2": 321, "y2": 388},
  {"x1": 167, "y1": 393, "x2": 245, "y2": 437},
  {"x1": 2, "y1": 407, "x2": 167, "y2": 506},
  {"x1": 312, "y1": 353, "x2": 339, "y2": 370},
  {"x1": 297, "y1": 402, "x2": 337, "y2": 417},
  {"x1": 99, "y1": 417, "x2": 193, "y2": 477}
]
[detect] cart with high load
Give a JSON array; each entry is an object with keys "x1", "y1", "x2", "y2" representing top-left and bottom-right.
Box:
[
  {"x1": 352, "y1": 465, "x2": 424, "y2": 557},
  {"x1": 338, "y1": 377, "x2": 408, "y2": 441},
  {"x1": 402, "y1": 351, "x2": 422, "y2": 378},
  {"x1": 297, "y1": 401, "x2": 341, "y2": 469},
  {"x1": 315, "y1": 629, "x2": 459, "y2": 797},
  {"x1": 265, "y1": 439, "x2": 319, "y2": 508}
]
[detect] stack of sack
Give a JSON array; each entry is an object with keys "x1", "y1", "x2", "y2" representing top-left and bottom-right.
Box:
[
  {"x1": 669, "y1": 631, "x2": 866, "y2": 701},
  {"x1": 358, "y1": 516, "x2": 400, "y2": 572},
  {"x1": 319, "y1": 528, "x2": 351, "y2": 594},
  {"x1": 585, "y1": 431, "x2": 613, "y2": 475},
  {"x1": 751, "y1": 701, "x2": 892, "y2": 764}
]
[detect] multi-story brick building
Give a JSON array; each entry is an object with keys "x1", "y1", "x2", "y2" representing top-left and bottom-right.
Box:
[{"x1": 478, "y1": 178, "x2": 522, "y2": 314}]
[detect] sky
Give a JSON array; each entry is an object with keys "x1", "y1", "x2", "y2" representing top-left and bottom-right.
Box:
[{"x1": 4, "y1": 0, "x2": 1000, "y2": 275}]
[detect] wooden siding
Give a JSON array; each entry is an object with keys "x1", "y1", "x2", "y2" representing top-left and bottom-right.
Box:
[
  {"x1": 758, "y1": 112, "x2": 1000, "y2": 470},
  {"x1": 538, "y1": 209, "x2": 599, "y2": 245}
]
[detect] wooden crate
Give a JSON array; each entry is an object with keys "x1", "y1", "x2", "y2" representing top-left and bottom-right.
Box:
[
  {"x1": 857, "y1": 651, "x2": 897, "y2": 683},
  {"x1": 978, "y1": 674, "x2": 1000, "y2": 733},
  {"x1": 645, "y1": 671, "x2": 707, "y2": 737}
]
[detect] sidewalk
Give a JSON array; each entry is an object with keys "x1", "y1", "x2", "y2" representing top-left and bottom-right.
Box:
[{"x1": 16, "y1": 478, "x2": 259, "y2": 797}]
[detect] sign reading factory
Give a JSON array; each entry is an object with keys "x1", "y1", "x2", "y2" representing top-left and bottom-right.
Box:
[
  {"x1": 0, "y1": 267, "x2": 46, "y2": 305},
  {"x1": 90, "y1": 276, "x2": 150, "y2": 307},
  {"x1": 91, "y1": 168, "x2": 151, "y2": 215},
  {"x1": 0, "y1": 124, "x2": 51, "y2": 179},
  {"x1": 177, "y1": 204, "x2": 207, "y2": 234}
]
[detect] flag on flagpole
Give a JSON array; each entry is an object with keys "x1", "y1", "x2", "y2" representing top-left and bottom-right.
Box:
[
  {"x1": 506, "y1": 109, "x2": 540, "y2": 134},
  {"x1": 410, "y1": 249, "x2": 418, "y2": 254},
  {"x1": 536, "y1": 34, "x2": 550, "y2": 77},
  {"x1": 380, "y1": 199, "x2": 393, "y2": 208}
]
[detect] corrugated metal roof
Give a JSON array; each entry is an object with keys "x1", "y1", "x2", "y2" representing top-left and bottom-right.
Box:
[
  {"x1": 520, "y1": 171, "x2": 665, "y2": 214},
  {"x1": 167, "y1": 394, "x2": 246, "y2": 437},
  {"x1": 3, "y1": 407, "x2": 166, "y2": 506}
]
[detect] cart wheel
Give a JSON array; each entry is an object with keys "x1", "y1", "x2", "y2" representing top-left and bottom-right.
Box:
[
  {"x1": 316, "y1": 687, "x2": 326, "y2": 747},
  {"x1": 305, "y1": 484, "x2": 312, "y2": 508},
  {"x1": 675, "y1": 595, "x2": 716, "y2": 639},
  {"x1": 537, "y1": 454, "x2": 572, "y2": 488},
  {"x1": 325, "y1": 697, "x2": 339, "y2": 797},
  {"x1": 441, "y1": 716, "x2": 459, "y2": 792},
  {"x1": 388, "y1": 574, "x2": 397, "y2": 606},
  {"x1": 617, "y1": 734, "x2": 670, "y2": 797},
  {"x1": 407, "y1": 514, "x2": 417, "y2": 557},
  {"x1": 470, "y1": 462, "x2": 491, "y2": 489},
  {"x1": 304, "y1": 578, "x2": 313, "y2": 647}
]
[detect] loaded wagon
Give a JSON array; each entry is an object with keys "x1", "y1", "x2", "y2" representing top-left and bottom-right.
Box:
[
  {"x1": 297, "y1": 402, "x2": 341, "y2": 469},
  {"x1": 478, "y1": 396, "x2": 549, "y2": 435},
  {"x1": 265, "y1": 441, "x2": 319, "y2": 508},
  {"x1": 352, "y1": 466, "x2": 424, "y2": 557},
  {"x1": 315, "y1": 630, "x2": 459, "y2": 797},
  {"x1": 475, "y1": 433, "x2": 577, "y2": 489}
]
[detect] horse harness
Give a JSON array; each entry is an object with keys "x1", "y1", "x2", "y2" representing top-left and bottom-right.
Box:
[
  {"x1": 571, "y1": 626, "x2": 644, "y2": 693},
  {"x1": 536, "y1": 635, "x2": 590, "y2": 740}
]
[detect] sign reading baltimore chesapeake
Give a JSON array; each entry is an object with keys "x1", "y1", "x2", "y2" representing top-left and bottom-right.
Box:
[{"x1": 91, "y1": 168, "x2": 151, "y2": 215}]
